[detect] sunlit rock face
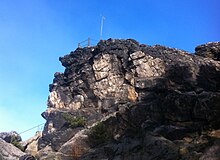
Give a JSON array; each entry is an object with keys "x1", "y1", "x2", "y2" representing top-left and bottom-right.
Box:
[
  {"x1": 37, "y1": 39, "x2": 220, "y2": 160},
  {"x1": 0, "y1": 138, "x2": 25, "y2": 160},
  {"x1": 21, "y1": 131, "x2": 42, "y2": 157}
]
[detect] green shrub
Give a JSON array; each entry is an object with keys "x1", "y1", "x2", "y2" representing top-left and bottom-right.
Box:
[
  {"x1": 10, "y1": 136, "x2": 24, "y2": 151},
  {"x1": 62, "y1": 113, "x2": 86, "y2": 128},
  {"x1": 88, "y1": 122, "x2": 112, "y2": 147}
]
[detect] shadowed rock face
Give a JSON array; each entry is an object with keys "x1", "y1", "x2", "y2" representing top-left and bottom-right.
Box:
[
  {"x1": 37, "y1": 39, "x2": 220, "y2": 160},
  {"x1": 0, "y1": 131, "x2": 21, "y2": 143},
  {"x1": 195, "y1": 42, "x2": 220, "y2": 61}
]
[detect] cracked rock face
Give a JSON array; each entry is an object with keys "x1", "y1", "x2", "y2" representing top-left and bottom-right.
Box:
[
  {"x1": 130, "y1": 51, "x2": 165, "y2": 78},
  {"x1": 37, "y1": 39, "x2": 220, "y2": 160}
]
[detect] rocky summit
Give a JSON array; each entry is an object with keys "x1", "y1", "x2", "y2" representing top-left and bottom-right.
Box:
[
  {"x1": 1, "y1": 39, "x2": 220, "y2": 160},
  {"x1": 34, "y1": 39, "x2": 220, "y2": 160}
]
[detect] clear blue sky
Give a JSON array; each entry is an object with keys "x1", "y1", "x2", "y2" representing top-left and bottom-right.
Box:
[{"x1": 0, "y1": 0, "x2": 219, "y2": 140}]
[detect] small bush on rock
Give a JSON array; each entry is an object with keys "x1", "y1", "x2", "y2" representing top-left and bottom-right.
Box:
[
  {"x1": 88, "y1": 122, "x2": 112, "y2": 147},
  {"x1": 10, "y1": 135, "x2": 24, "y2": 151},
  {"x1": 62, "y1": 113, "x2": 86, "y2": 128}
]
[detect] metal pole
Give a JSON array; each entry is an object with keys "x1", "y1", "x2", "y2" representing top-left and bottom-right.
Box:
[
  {"x1": 100, "y1": 16, "x2": 105, "y2": 40},
  {"x1": 88, "y1": 37, "x2": 90, "y2": 47}
]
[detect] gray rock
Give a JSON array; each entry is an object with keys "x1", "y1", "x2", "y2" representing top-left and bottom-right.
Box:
[
  {"x1": 37, "y1": 39, "x2": 220, "y2": 159},
  {"x1": 19, "y1": 154, "x2": 35, "y2": 160},
  {"x1": 0, "y1": 138, "x2": 25, "y2": 160},
  {"x1": 21, "y1": 131, "x2": 42, "y2": 157},
  {"x1": 199, "y1": 139, "x2": 220, "y2": 160},
  {"x1": 195, "y1": 42, "x2": 220, "y2": 61},
  {"x1": 0, "y1": 131, "x2": 21, "y2": 143}
]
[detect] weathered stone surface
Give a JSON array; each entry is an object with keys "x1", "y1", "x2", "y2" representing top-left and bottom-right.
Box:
[
  {"x1": 35, "y1": 145, "x2": 55, "y2": 159},
  {"x1": 21, "y1": 131, "x2": 42, "y2": 157},
  {"x1": 0, "y1": 138, "x2": 25, "y2": 160},
  {"x1": 59, "y1": 130, "x2": 90, "y2": 158},
  {"x1": 81, "y1": 133, "x2": 179, "y2": 160},
  {"x1": 37, "y1": 39, "x2": 220, "y2": 159},
  {"x1": 19, "y1": 154, "x2": 35, "y2": 160},
  {"x1": 195, "y1": 42, "x2": 220, "y2": 61},
  {"x1": 0, "y1": 131, "x2": 21, "y2": 143}
]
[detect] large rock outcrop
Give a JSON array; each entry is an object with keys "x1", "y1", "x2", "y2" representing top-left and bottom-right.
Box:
[{"x1": 37, "y1": 39, "x2": 220, "y2": 159}]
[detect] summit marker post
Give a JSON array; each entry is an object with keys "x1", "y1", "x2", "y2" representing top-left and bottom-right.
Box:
[{"x1": 100, "y1": 16, "x2": 105, "y2": 40}]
